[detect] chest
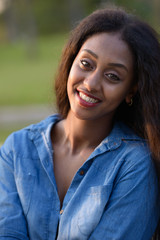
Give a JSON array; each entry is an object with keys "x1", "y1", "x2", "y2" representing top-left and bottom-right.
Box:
[
  {"x1": 53, "y1": 146, "x2": 93, "y2": 207},
  {"x1": 15, "y1": 142, "x2": 127, "y2": 239}
]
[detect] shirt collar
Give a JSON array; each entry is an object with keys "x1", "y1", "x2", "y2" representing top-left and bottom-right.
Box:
[
  {"x1": 102, "y1": 121, "x2": 144, "y2": 151},
  {"x1": 28, "y1": 114, "x2": 60, "y2": 143},
  {"x1": 28, "y1": 114, "x2": 144, "y2": 152}
]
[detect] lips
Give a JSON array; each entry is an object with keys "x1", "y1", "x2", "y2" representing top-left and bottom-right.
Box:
[{"x1": 76, "y1": 90, "x2": 101, "y2": 107}]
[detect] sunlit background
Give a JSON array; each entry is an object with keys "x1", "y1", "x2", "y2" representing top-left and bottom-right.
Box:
[{"x1": 0, "y1": 0, "x2": 160, "y2": 144}]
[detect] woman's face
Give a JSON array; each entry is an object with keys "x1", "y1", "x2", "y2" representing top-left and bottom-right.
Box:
[{"x1": 67, "y1": 32, "x2": 136, "y2": 122}]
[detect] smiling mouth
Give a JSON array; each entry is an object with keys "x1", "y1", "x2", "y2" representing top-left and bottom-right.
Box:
[
  {"x1": 79, "y1": 91, "x2": 99, "y2": 103},
  {"x1": 77, "y1": 89, "x2": 102, "y2": 105}
]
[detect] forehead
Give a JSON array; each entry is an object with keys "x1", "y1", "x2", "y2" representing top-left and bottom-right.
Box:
[{"x1": 78, "y1": 32, "x2": 133, "y2": 67}]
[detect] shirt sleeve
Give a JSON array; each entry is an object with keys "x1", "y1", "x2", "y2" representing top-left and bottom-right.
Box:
[
  {"x1": 0, "y1": 136, "x2": 29, "y2": 240},
  {"x1": 88, "y1": 152, "x2": 160, "y2": 240}
]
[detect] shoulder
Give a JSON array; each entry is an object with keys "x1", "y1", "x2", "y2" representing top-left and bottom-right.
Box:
[
  {"x1": 102, "y1": 121, "x2": 153, "y2": 172},
  {"x1": 105, "y1": 121, "x2": 149, "y2": 154},
  {"x1": 0, "y1": 114, "x2": 60, "y2": 156},
  {"x1": 101, "y1": 123, "x2": 158, "y2": 197}
]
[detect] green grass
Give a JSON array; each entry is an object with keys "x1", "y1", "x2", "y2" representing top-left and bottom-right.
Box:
[
  {"x1": 0, "y1": 33, "x2": 68, "y2": 143},
  {"x1": 0, "y1": 33, "x2": 68, "y2": 106}
]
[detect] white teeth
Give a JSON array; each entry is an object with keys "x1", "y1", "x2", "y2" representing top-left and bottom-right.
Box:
[{"x1": 79, "y1": 92, "x2": 98, "y2": 103}]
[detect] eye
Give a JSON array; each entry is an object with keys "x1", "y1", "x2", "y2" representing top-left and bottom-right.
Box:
[
  {"x1": 105, "y1": 73, "x2": 120, "y2": 82},
  {"x1": 80, "y1": 59, "x2": 93, "y2": 69}
]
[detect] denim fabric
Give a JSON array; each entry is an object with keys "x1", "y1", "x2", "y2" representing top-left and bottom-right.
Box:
[{"x1": 0, "y1": 114, "x2": 159, "y2": 240}]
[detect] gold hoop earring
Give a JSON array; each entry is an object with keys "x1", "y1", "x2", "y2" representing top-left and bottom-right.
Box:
[{"x1": 128, "y1": 98, "x2": 133, "y2": 107}]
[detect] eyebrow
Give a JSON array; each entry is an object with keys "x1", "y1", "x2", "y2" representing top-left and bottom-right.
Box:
[
  {"x1": 81, "y1": 49, "x2": 128, "y2": 73},
  {"x1": 108, "y1": 63, "x2": 128, "y2": 72},
  {"x1": 81, "y1": 49, "x2": 98, "y2": 59}
]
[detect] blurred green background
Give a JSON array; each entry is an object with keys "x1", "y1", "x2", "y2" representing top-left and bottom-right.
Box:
[{"x1": 0, "y1": 0, "x2": 160, "y2": 144}]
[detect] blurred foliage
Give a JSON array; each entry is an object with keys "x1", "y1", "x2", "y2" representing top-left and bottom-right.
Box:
[
  {"x1": 0, "y1": 0, "x2": 103, "y2": 40},
  {"x1": 116, "y1": 0, "x2": 155, "y2": 26},
  {"x1": 0, "y1": 0, "x2": 159, "y2": 41},
  {"x1": 31, "y1": 0, "x2": 103, "y2": 33}
]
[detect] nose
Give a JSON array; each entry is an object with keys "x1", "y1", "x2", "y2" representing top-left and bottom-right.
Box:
[{"x1": 83, "y1": 71, "x2": 101, "y2": 92}]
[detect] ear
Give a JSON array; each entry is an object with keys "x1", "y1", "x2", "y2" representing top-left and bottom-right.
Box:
[{"x1": 125, "y1": 84, "x2": 138, "y2": 105}]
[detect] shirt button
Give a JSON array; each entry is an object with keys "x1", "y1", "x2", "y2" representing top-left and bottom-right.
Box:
[
  {"x1": 60, "y1": 209, "x2": 64, "y2": 215},
  {"x1": 80, "y1": 170, "x2": 85, "y2": 176}
]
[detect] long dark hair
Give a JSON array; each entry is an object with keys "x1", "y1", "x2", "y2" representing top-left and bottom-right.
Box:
[{"x1": 55, "y1": 7, "x2": 160, "y2": 162}]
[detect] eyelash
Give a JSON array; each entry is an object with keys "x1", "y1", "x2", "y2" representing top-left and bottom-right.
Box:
[
  {"x1": 105, "y1": 73, "x2": 120, "y2": 82},
  {"x1": 80, "y1": 59, "x2": 92, "y2": 69},
  {"x1": 80, "y1": 59, "x2": 121, "y2": 82}
]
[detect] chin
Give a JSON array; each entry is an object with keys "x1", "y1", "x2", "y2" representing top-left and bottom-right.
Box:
[
  {"x1": 70, "y1": 109, "x2": 92, "y2": 121},
  {"x1": 71, "y1": 109, "x2": 102, "y2": 122}
]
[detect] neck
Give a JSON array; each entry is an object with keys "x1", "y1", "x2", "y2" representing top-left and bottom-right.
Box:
[{"x1": 62, "y1": 111, "x2": 113, "y2": 154}]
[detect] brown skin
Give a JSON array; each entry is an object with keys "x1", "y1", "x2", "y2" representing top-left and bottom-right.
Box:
[{"x1": 51, "y1": 32, "x2": 137, "y2": 207}]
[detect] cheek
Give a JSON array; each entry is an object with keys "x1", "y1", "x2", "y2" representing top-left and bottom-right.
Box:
[
  {"x1": 67, "y1": 70, "x2": 78, "y2": 99},
  {"x1": 67, "y1": 68, "x2": 76, "y2": 90},
  {"x1": 103, "y1": 84, "x2": 131, "y2": 103},
  {"x1": 67, "y1": 77, "x2": 72, "y2": 99},
  {"x1": 67, "y1": 67, "x2": 75, "y2": 93},
  {"x1": 67, "y1": 65, "x2": 84, "y2": 93}
]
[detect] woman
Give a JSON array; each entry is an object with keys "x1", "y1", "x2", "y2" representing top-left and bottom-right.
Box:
[{"x1": 0, "y1": 8, "x2": 160, "y2": 240}]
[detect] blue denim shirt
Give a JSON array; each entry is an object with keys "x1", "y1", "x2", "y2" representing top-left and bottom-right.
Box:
[{"x1": 0, "y1": 114, "x2": 159, "y2": 240}]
